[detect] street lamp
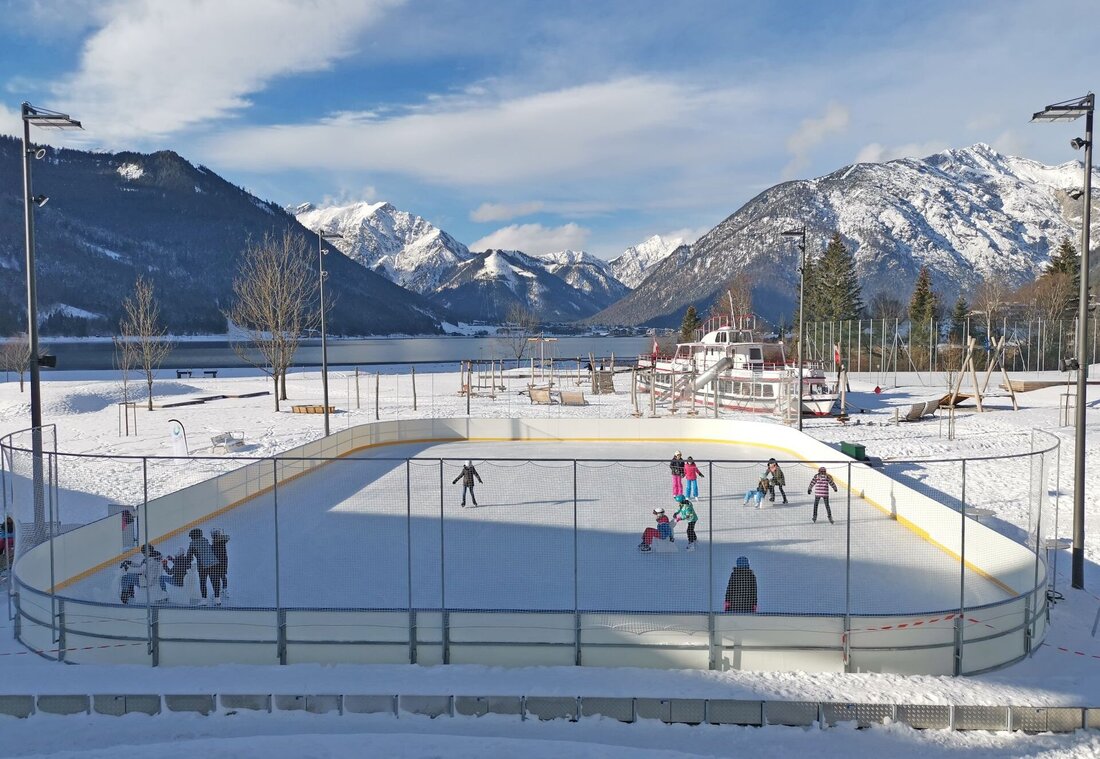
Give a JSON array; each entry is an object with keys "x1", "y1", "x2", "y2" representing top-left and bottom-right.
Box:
[
  {"x1": 782, "y1": 227, "x2": 808, "y2": 431},
  {"x1": 1032, "y1": 92, "x2": 1094, "y2": 590},
  {"x1": 317, "y1": 229, "x2": 343, "y2": 436},
  {"x1": 21, "y1": 102, "x2": 81, "y2": 545}
]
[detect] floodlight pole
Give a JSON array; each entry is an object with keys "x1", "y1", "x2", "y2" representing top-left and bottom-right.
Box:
[
  {"x1": 1032, "y1": 93, "x2": 1094, "y2": 589},
  {"x1": 784, "y1": 228, "x2": 808, "y2": 431},
  {"x1": 318, "y1": 230, "x2": 343, "y2": 437},
  {"x1": 20, "y1": 103, "x2": 81, "y2": 543}
]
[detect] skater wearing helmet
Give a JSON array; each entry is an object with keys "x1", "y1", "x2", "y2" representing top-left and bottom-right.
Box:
[
  {"x1": 762, "y1": 458, "x2": 787, "y2": 504},
  {"x1": 683, "y1": 456, "x2": 704, "y2": 499},
  {"x1": 669, "y1": 451, "x2": 685, "y2": 497},
  {"x1": 724, "y1": 556, "x2": 758, "y2": 612},
  {"x1": 638, "y1": 507, "x2": 674, "y2": 552},
  {"x1": 452, "y1": 460, "x2": 483, "y2": 507},
  {"x1": 672, "y1": 495, "x2": 699, "y2": 550},
  {"x1": 807, "y1": 466, "x2": 838, "y2": 523}
]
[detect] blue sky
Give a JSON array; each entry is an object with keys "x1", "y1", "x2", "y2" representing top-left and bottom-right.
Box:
[{"x1": 1, "y1": 0, "x2": 1097, "y2": 259}]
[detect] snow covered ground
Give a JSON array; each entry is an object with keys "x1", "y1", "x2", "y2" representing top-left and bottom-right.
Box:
[{"x1": 2, "y1": 365, "x2": 1099, "y2": 757}]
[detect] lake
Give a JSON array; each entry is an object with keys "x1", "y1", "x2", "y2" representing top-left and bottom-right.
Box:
[{"x1": 39, "y1": 335, "x2": 655, "y2": 371}]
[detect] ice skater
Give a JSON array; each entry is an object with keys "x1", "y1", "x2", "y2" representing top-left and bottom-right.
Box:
[
  {"x1": 724, "y1": 556, "x2": 758, "y2": 613},
  {"x1": 763, "y1": 458, "x2": 787, "y2": 503},
  {"x1": 743, "y1": 478, "x2": 768, "y2": 508},
  {"x1": 669, "y1": 451, "x2": 685, "y2": 497},
  {"x1": 185, "y1": 528, "x2": 221, "y2": 604},
  {"x1": 672, "y1": 495, "x2": 699, "y2": 550},
  {"x1": 452, "y1": 459, "x2": 483, "y2": 507},
  {"x1": 683, "y1": 456, "x2": 704, "y2": 499},
  {"x1": 159, "y1": 549, "x2": 191, "y2": 594},
  {"x1": 638, "y1": 507, "x2": 674, "y2": 552},
  {"x1": 211, "y1": 528, "x2": 230, "y2": 600},
  {"x1": 119, "y1": 544, "x2": 162, "y2": 604},
  {"x1": 807, "y1": 466, "x2": 838, "y2": 523}
]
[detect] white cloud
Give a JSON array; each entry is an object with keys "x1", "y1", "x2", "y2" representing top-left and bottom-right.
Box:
[
  {"x1": 470, "y1": 201, "x2": 545, "y2": 223},
  {"x1": 783, "y1": 102, "x2": 850, "y2": 178},
  {"x1": 202, "y1": 76, "x2": 758, "y2": 186},
  {"x1": 471, "y1": 223, "x2": 590, "y2": 254},
  {"x1": 854, "y1": 140, "x2": 950, "y2": 164},
  {"x1": 51, "y1": 0, "x2": 402, "y2": 143}
]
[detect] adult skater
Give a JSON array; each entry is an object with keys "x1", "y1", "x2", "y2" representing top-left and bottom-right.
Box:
[
  {"x1": 743, "y1": 478, "x2": 768, "y2": 508},
  {"x1": 638, "y1": 507, "x2": 674, "y2": 552},
  {"x1": 211, "y1": 528, "x2": 230, "y2": 600},
  {"x1": 763, "y1": 458, "x2": 788, "y2": 503},
  {"x1": 159, "y1": 548, "x2": 191, "y2": 594},
  {"x1": 683, "y1": 456, "x2": 704, "y2": 499},
  {"x1": 185, "y1": 528, "x2": 220, "y2": 604},
  {"x1": 452, "y1": 459, "x2": 483, "y2": 507},
  {"x1": 807, "y1": 466, "x2": 838, "y2": 524},
  {"x1": 724, "y1": 556, "x2": 758, "y2": 612},
  {"x1": 119, "y1": 543, "x2": 162, "y2": 604},
  {"x1": 672, "y1": 495, "x2": 699, "y2": 550},
  {"x1": 669, "y1": 451, "x2": 685, "y2": 497}
]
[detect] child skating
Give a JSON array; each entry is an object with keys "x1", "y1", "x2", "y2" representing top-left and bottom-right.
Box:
[
  {"x1": 763, "y1": 458, "x2": 787, "y2": 503},
  {"x1": 807, "y1": 466, "x2": 838, "y2": 523},
  {"x1": 683, "y1": 456, "x2": 704, "y2": 498},
  {"x1": 638, "y1": 507, "x2": 674, "y2": 552},
  {"x1": 669, "y1": 451, "x2": 685, "y2": 497},
  {"x1": 452, "y1": 459, "x2": 483, "y2": 507},
  {"x1": 672, "y1": 495, "x2": 699, "y2": 550},
  {"x1": 743, "y1": 478, "x2": 768, "y2": 508}
]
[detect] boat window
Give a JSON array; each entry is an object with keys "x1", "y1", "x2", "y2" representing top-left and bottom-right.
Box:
[
  {"x1": 716, "y1": 332, "x2": 727, "y2": 343},
  {"x1": 749, "y1": 347, "x2": 763, "y2": 361},
  {"x1": 763, "y1": 385, "x2": 773, "y2": 398}
]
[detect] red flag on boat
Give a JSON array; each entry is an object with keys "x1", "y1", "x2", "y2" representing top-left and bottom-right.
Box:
[{"x1": 833, "y1": 343, "x2": 841, "y2": 366}]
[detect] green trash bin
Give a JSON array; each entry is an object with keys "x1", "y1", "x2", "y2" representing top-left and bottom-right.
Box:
[{"x1": 840, "y1": 441, "x2": 866, "y2": 460}]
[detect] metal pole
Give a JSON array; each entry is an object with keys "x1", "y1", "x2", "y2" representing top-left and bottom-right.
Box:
[
  {"x1": 844, "y1": 461, "x2": 852, "y2": 671},
  {"x1": 318, "y1": 233, "x2": 331, "y2": 436},
  {"x1": 956, "y1": 459, "x2": 967, "y2": 675},
  {"x1": 573, "y1": 460, "x2": 580, "y2": 666},
  {"x1": 273, "y1": 458, "x2": 285, "y2": 664},
  {"x1": 439, "y1": 459, "x2": 448, "y2": 663},
  {"x1": 21, "y1": 106, "x2": 46, "y2": 543},
  {"x1": 707, "y1": 461, "x2": 714, "y2": 669},
  {"x1": 1071, "y1": 103, "x2": 1093, "y2": 589},
  {"x1": 797, "y1": 233, "x2": 806, "y2": 431},
  {"x1": 407, "y1": 459, "x2": 415, "y2": 664},
  {"x1": 143, "y1": 457, "x2": 152, "y2": 656}
]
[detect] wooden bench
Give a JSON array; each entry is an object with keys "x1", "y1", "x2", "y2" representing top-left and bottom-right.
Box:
[
  {"x1": 291, "y1": 405, "x2": 336, "y2": 414},
  {"x1": 528, "y1": 387, "x2": 555, "y2": 405},
  {"x1": 202, "y1": 369, "x2": 218, "y2": 378},
  {"x1": 560, "y1": 389, "x2": 588, "y2": 406},
  {"x1": 899, "y1": 399, "x2": 939, "y2": 422},
  {"x1": 175, "y1": 370, "x2": 192, "y2": 379},
  {"x1": 210, "y1": 431, "x2": 245, "y2": 452}
]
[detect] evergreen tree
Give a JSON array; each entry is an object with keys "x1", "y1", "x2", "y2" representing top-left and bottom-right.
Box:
[
  {"x1": 907, "y1": 267, "x2": 940, "y2": 361},
  {"x1": 1046, "y1": 237, "x2": 1080, "y2": 289},
  {"x1": 949, "y1": 295, "x2": 969, "y2": 342},
  {"x1": 814, "y1": 233, "x2": 864, "y2": 321},
  {"x1": 680, "y1": 305, "x2": 700, "y2": 343}
]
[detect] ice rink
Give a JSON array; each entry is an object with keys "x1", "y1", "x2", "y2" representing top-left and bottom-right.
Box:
[{"x1": 69, "y1": 439, "x2": 1011, "y2": 615}]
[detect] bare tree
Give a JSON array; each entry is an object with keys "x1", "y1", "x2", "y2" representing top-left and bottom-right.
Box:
[
  {"x1": 867, "y1": 291, "x2": 906, "y2": 321},
  {"x1": 228, "y1": 230, "x2": 318, "y2": 411},
  {"x1": 709, "y1": 273, "x2": 755, "y2": 330},
  {"x1": 112, "y1": 335, "x2": 137, "y2": 405},
  {"x1": 120, "y1": 277, "x2": 173, "y2": 411},
  {"x1": 0, "y1": 335, "x2": 30, "y2": 392},
  {"x1": 497, "y1": 304, "x2": 539, "y2": 362},
  {"x1": 971, "y1": 274, "x2": 1012, "y2": 340}
]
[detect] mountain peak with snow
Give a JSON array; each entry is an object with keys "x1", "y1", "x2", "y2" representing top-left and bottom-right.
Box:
[{"x1": 609, "y1": 234, "x2": 686, "y2": 288}]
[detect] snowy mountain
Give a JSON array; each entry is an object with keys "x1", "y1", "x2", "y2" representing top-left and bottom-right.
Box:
[
  {"x1": 431, "y1": 250, "x2": 612, "y2": 322},
  {"x1": 537, "y1": 250, "x2": 630, "y2": 307},
  {"x1": 593, "y1": 144, "x2": 1099, "y2": 327},
  {"x1": 295, "y1": 201, "x2": 472, "y2": 294},
  {"x1": 609, "y1": 234, "x2": 685, "y2": 288}
]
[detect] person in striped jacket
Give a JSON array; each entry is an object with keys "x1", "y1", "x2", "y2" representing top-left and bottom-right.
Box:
[{"x1": 807, "y1": 466, "x2": 837, "y2": 524}]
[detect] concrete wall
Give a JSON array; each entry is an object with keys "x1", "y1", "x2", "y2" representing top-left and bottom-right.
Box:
[{"x1": 10, "y1": 417, "x2": 1047, "y2": 673}]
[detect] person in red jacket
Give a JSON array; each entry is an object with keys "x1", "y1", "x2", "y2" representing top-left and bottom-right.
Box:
[
  {"x1": 807, "y1": 466, "x2": 838, "y2": 524},
  {"x1": 683, "y1": 456, "x2": 704, "y2": 499},
  {"x1": 638, "y1": 508, "x2": 674, "y2": 552}
]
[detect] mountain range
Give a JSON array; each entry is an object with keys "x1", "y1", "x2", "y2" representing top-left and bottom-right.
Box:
[{"x1": 592, "y1": 143, "x2": 1099, "y2": 327}]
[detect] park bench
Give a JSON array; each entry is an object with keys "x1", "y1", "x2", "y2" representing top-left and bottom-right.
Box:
[
  {"x1": 202, "y1": 369, "x2": 218, "y2": 378},
  {"x1": 560, "y1": 389, "x2": 588, "y2": 406},
  {"x1": 175, "y1": 370, "x2": 192, "y2": 379},
  {"x1": 210, "y1": 431, "x2": 245, "y2": 452}
]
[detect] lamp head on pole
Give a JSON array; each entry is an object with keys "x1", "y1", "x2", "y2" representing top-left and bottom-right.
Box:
[{"x1": 1031, "y1": 93, "x2": 1094, "y2": 123}]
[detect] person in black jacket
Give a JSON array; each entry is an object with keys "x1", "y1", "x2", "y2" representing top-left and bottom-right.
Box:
[
  {"x1": 452, "y1": 459, "x2": 483, "y2": 507},
  {"x1": 669, "y1": 450, "x2": 685, "y2": 497},
  {"x1": 211, "y1": 528, "x2": 230, "y2": 601},
  {"x1": 724, "y1": 556, "x2": 758, "y2": 613}
]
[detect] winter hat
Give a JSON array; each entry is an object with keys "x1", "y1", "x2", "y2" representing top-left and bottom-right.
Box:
[
  {"x1": 818, "y1": 466, "x2": 826, "y2": 473},
  {"x1": 674, "y1": 450, "x2": 681, "y2": 457},
  {"x1": 736, "y1": 556, "x2": 750, "y2": 569},
  {"x1": 465, "y1": 459, "x2": 472, "y2": 467},
  {"x1": 768, "y1": 458, "x2": 777, "y2": 464},
  {"x1": 188, "y1": 528, "x2": 203, "y2": 539},
  {"x1": 653, "y1": 507, "x2": 666, "y2": 516}
]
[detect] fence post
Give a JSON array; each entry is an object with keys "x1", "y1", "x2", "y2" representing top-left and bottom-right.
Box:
[
  {"x1": 47, "y1": 447, "x2": 57, "y2": 646},
  {"x1": 273, "y1": 458, "x2": 286, "y2": 664},
  {"x1": 375, "y1": 372, "x2": 380, "y2": 420},
  {"x1": 355, "y1": 367, "x2": 360, "y2": 409},
  {"x1": 143, "y1": 457, "x2": 153, "y2": 659},
  {"x1": 1027, "y1": 450, "x2": 1044, "y2": 656},
  {"x1": 708, "y1": 460, "x2": 716, "y2": 670},
  {"x1": 573, "y1": 460, "x2": 580, "y2": 666},
  {"x1": 406, "y1": 459, "x2": 416, "y2": 664},
  {"x1": 844, "y1": 461, "x2": 852, "y2": 672},
  {"x1": 955, "y1": 459, "x2": 967, "y2": 676},
  {"x1": 411, "y1": 367, "x2": 417, "y2": 411},
  {"x1": 56, "y1": 597, "x2": 65, "y2": 662},
  {"x1": 439, "y1": 459, "x2": 449, "y2": 664}
]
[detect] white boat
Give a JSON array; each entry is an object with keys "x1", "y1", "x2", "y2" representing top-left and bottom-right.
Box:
[{"x1": 637, "y1": 317, "x2": 839, "y2": 417}]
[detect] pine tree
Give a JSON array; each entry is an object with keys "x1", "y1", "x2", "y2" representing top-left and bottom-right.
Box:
[
  {"x1": 814, "y1": 233, "x2": 864, "y2": 321},
  {"x1": 907, "y1": 267, "x2": 940, "y2": 361},
  {"x1": 949, "y1": 295, "x2": 969, "y2": 342},
  {"x1": 1046, "y1": 237, "x2": 1079, "y2": 289},
  {"x1": 680, "y1": 305, "x2": 700, "y2": 343}
]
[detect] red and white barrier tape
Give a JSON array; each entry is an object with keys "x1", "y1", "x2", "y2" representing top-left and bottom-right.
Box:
[{"x1": 0, "y1": 641, "x2": 144, "y2": 658}]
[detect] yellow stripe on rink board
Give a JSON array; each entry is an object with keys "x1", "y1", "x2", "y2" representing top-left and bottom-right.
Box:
[{"x1": 51, "y1": 433, "x2": 1013, "y2": 597}]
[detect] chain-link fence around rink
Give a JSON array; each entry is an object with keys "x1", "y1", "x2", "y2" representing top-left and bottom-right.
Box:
[{"x1": 1, "y1": 430, "x2": 1061, "y2": 673}]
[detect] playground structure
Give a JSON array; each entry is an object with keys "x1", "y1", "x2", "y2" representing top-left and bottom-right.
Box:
[{"x1": 4, "y1": 418, "x2": 1056, "y2": 675}]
